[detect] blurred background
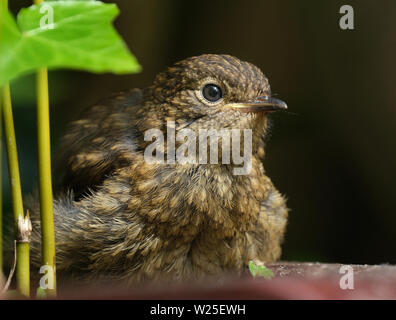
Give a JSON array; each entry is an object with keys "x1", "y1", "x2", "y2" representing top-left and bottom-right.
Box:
[{"x1": 3, "y1": 0, "x2": 396, "y2": 264}]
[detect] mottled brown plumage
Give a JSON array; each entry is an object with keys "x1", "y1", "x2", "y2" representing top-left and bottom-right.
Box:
[{"x1": 26, "y1": 54, "x2": 288, "y2": 287}]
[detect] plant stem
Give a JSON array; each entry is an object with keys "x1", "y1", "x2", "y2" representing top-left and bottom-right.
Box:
[
  {"x1": 2, "y1": 84, "x2": 30, "y2": 297},
  {"x1": 36, "y1": 68, "x2": 57, "y2": 296},
  {"x1": 2, "y1": 86, "x2": 23, "y2": 227},
  {"x1": 2, "y1": 0, "x2": 31, "y2": 298},
  {"x1": 16, "y1": 242, "x2": 30, "y2": 296},
  {"x1": 34, "y1": 0, "x2": 57, "y2": 297}
]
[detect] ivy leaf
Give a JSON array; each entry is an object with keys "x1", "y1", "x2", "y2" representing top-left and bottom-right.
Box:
[
  {"x1": 0, "y1": 1, "x2": 141, "y2": 87},
  {"x1": 249, "y1": 261, "x2": 275, "y2": 279}
]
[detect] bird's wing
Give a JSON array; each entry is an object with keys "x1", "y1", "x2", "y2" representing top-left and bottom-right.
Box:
[{"x1": 54, "y1": 88, "x2": 143, "y2": 200}]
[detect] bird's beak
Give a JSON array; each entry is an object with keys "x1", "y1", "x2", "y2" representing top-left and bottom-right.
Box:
[{"x1": 229, "y1": 96, "x2": 288, "y2": 113}]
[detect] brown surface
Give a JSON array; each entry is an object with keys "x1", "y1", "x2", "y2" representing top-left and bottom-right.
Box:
[
  {"x1": 59, "y1": 262, "x2": 396, "y2": 300},
  {"x1": 2, "y1": 262, "x2": 396, "y2": 300}
]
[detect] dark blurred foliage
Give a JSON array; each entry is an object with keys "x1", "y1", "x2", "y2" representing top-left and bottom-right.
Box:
[{"x1": 3, "y1": 0, "x2": 396, "y2": 264}]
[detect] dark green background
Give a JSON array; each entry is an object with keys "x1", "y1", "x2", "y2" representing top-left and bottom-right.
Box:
[{"x1": 4, "y1": 0, "x2": 396, "y2": 264}]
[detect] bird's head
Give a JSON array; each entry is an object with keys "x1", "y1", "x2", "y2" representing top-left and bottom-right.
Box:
[{"x1": 145, "y1": 54, "x2": 287, "y2": 132}]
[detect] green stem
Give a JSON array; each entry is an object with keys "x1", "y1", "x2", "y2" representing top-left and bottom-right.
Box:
[
  {"x1": 2, "y1": 84, "x2": 30, "y2": 297},
  {"x1": 33, "y1": 0, "x2": 57, "y2": 297},
  {"x1": 2, "y1": 85, "x2": 23, "y2": 228},
  {"x1": 36, "y1": 68, "x2": 57, "y2": 296},
  {"x1": 16, "y1": 242, "x2": 30, "y2": 296},
  {"x1": 2, "y1": 0, "x2": 30, "y2": 298}
]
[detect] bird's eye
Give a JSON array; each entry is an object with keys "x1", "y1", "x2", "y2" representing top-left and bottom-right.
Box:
[{"x1": 202, "y1": 84, "x2": 223, "y2": 103}]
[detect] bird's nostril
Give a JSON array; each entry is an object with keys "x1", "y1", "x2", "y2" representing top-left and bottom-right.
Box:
[{"x1": 257, "y1": 96, "x2": 270, "y2": 102}]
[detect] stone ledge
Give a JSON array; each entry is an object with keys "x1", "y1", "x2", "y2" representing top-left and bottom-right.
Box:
[
  {"x1": 63, "y1": 262, "x2": 396, "y2": 299},
  {"x1": 2, "y1": 262, "x2": 396, "y2": 299}
]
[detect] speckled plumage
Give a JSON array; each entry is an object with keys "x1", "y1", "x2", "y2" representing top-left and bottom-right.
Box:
[{"x1": 26, "y1": 54, "x2": 288, "y2": 287}]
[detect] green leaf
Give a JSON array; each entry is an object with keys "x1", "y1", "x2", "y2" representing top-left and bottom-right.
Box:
[
  {"x1": 36, "y1": 287, "x2": 48, "y2": 299},
  {"x1": 249, "y1": 261, "x2": 274, "y2": 279},
  {"x1": 0, "y1": 1, "x2": 141, "y2": 87}
]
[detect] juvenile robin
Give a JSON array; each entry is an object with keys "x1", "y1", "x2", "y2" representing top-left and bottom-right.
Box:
[{"x1": 25, "y1": 54, "x2": 289, "y2": 286}]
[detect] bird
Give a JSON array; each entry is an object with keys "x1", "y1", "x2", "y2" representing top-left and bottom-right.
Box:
[{"x1": 24, "y1": 54, "x2": 289, "y2": 287}]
